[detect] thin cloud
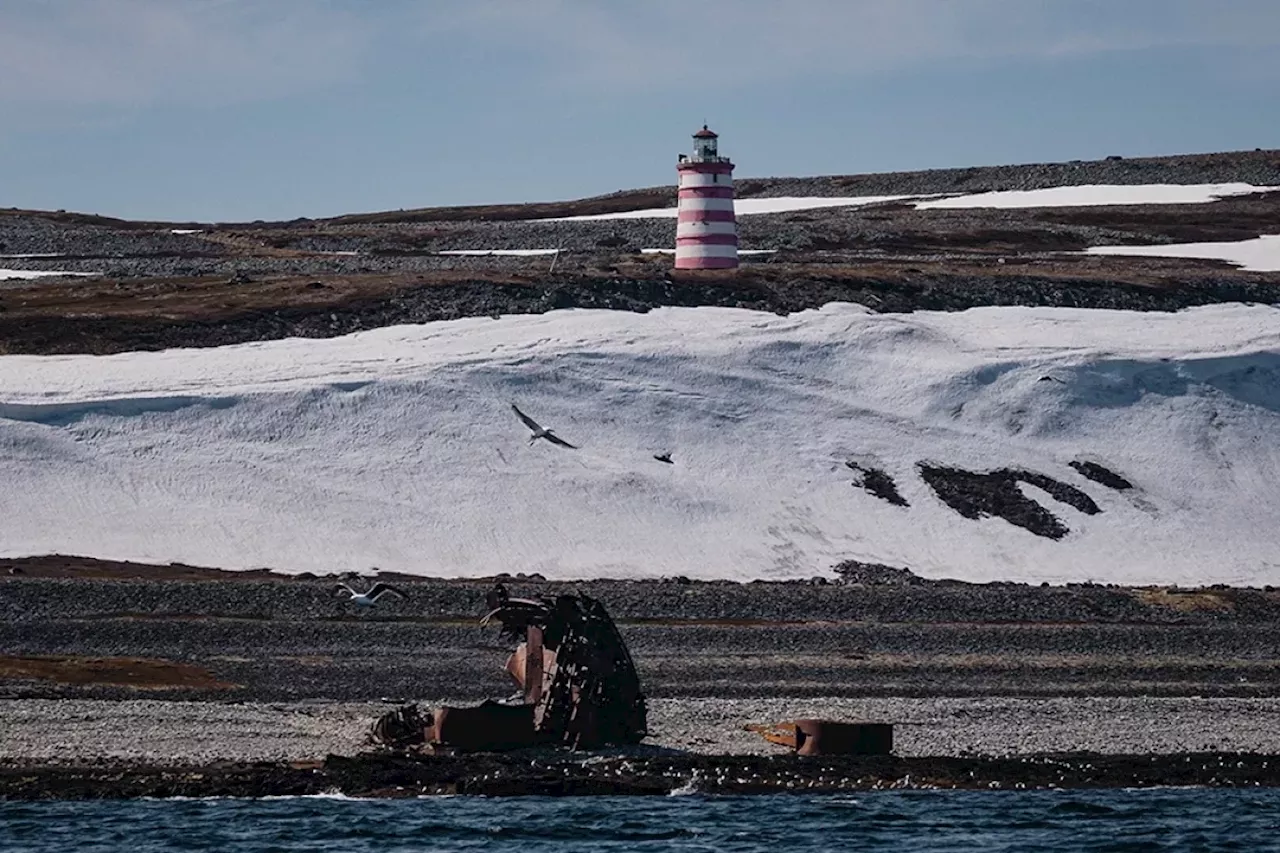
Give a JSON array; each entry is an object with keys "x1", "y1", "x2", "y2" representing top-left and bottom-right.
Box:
[
  {"x1": 0, "y1": 0, "x2": 371, "y2": 106},
  {"x1": 2, "y1": 0, "x2": 1278, "y2": 108},
  {"x1": 414, "y1": 0, "x2": 1280, "y2": 90}
]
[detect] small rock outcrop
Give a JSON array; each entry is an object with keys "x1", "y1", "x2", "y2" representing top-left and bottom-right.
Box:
[
  {"x1": 846, "y1": 461, "x2": 909, "y2": 507},
  {"x1": 919, "y1": 465, "x2": 1101, "y2": 540},
  {"x1": 832, "y1": 560, "x2": 925, "y2": 586},
  {"x1": 1070, "y1": 460, "x2": 1134, "y2": 491}
]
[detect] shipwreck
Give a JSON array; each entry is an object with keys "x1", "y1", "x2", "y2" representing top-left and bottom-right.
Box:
[{"x1": 372, "y1": 583, "x2": 648, "y2": 752}]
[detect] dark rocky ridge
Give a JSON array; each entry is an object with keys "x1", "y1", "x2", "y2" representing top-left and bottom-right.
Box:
[
  {"x1": 4, "y1": 751, "x2": 1279, "y2": 799},
  {"x1": 4, "y1": 564, "x2": 1280, "y2": 703},
  {"x1": 3, "y1": 266, "x2": 1279, "y2": 356},
  {"x1": 6, "y1": 147, "x2": 1278, "y2": 230},
  {"x1": 2, "y1": 147, "x2": 1278, "y2": 354}
]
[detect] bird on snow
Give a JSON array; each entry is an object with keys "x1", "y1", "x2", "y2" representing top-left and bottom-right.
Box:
[
  {"x1": 510, "y1": 403, "x2": 577, "y2": 449},
  {"x1": 332, "y1": 581, "x2": 406, "y2": 607}
]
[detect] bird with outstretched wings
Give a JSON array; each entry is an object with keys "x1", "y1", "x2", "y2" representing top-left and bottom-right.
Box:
[
  {"x1": 511, "y1": 403, "x2": 577, "y2": 449},
  {"x1": 333, "y1": 581, "x2": 407, "y2": 607}
]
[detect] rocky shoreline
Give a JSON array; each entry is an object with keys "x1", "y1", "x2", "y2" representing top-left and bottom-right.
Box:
[
  {"x1": 5, "y1": 750, "x2": 1280, "y2": 799},
  {"x1": 5, "y1": 561, "x2": 1280, "y2": 799}
]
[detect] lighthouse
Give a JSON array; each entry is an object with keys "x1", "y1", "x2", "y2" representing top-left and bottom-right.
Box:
[{"x1": 675, "y1": 125, "x2": 738, "y2": 270}]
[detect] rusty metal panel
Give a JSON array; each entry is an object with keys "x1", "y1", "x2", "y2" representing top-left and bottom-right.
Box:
[
  {"x1": 430, "y1": 702, "x2": 539, "y2": 753},
  {"x1": 747, "y1": 719, "x2": 893, "y2": 756},
  {"x1": 524, "y1": 625, "x2": 544, "y2": 706}
]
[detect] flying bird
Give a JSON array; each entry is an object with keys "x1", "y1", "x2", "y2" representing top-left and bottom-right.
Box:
[
  {"x1": 511, "y1": 403, "x2": 577, "y2": 449},
  {"x1": 333, "y1": 581, "x2": 406, "y2": 608}
]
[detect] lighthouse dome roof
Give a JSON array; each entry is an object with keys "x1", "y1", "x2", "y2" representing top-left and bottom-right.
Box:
[{"x1": 692, "y1": 125, "x2": 718, "y2": 139}]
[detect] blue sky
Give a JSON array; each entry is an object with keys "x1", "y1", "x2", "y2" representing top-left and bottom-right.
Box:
[{"x1": 2, "y1": 0, "x2": 1278, "y2": 221}]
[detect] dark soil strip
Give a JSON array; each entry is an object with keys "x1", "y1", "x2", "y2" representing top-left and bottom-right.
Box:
[
  {"x1": 919, "y1": 466, "x2": 1101, "y2": 539},
  {"x1": 4, "y1": 752, "x2": 1280, "y2": 799},
  {"x1": 846, "y1": 462, "x2": 909, "y2": 507},
  {"x1": 0, "y1": 655, "x2": 236, "y2": 690},
  {"x1": 4, "y1": 273, "x2": 1280, "y2": 356},
  {"x1": 1070, "y1": 461, "x2": 1135, "y2": 491}
]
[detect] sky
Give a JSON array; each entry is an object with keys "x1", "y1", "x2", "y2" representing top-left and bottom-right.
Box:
[{"x1": 1, "y1": 0, "x2": 1278, "y2": 222}]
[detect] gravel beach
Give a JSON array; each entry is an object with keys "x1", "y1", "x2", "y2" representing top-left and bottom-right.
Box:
[
  {"x1": 4, "y1": 565, "x2": 1280, "y2": 765},
  {"x1": 4, "y1": 696, "x2": 1280, "y2": 764}
]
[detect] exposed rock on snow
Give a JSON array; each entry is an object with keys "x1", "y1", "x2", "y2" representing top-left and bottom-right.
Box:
[
  {"x1": 846, "y1": 461, "x2": 909, "y2": 508},
  {"x1": 1069, "y1": 460, "x2": 1135, "y2": 491},
  {"x1": 919, "y1": 465, "x2": 1102, "y2": 540}
]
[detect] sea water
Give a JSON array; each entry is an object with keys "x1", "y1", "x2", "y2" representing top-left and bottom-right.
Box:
[{"x1": 3, "y1": 789, "x2": 1280, "y2": 851}]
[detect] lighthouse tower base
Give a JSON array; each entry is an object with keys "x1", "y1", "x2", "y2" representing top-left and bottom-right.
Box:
[
  {"x1": 674, "y1": 241, "x2": 739, "y2": 269},
  {"x1": 675, "y1": 126, "x2": 738, "y2": 270}
]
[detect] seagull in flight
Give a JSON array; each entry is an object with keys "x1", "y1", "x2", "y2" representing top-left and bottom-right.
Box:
[
  {"x1": 332, "y1": 581, "x2": 406, "y2": 608},
  {"x1": 511, "y1": 403, "x2": 577, "y2": 449}
]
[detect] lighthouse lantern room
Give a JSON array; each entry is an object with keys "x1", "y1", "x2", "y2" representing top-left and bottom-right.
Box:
[{"x1": 674, "y1": 125, "x2": 738, "y2": 270}]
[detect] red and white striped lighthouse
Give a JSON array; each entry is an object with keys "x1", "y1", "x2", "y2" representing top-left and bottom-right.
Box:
[{"x1": 675, "y1": 125, "x2": 738, "y2": 270}]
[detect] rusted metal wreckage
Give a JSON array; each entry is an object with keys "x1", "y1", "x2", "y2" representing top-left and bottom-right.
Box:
[
  {"x1": 372, "y1": 582, "x2": 893, "y2": 756},
  {"x1": 372, "y1": 584, "x2": 648, "y2": 753},
  {"x1": 745, "y1": 720, "x2": 893, "y2": 756}
]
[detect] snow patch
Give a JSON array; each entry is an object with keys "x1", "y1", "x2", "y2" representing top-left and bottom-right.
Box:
[
  {"x1": 545, "y1": 196, "x2": 922, "y2": 221},
  {"x1": 539, "y1": 184, "x2": 1272, "y2": 222},
  {"x1": 0, "y1": 303, "x2": 1277, "y2": 585},
  {"x1": 0, "y1": 268, "x2": 97, "y2": 281},
  {"x1": 915, "y1": 183, "x2": 1272, "y2": 210},
  {"x1": 438, "y1": 249, "x2": 560, "y2": 256},
  {"x1": 1087, "y1": 235, "x2": 1280, "y2": 272}
]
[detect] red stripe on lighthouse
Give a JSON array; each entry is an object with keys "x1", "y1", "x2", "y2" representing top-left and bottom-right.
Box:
[
  {"x1": 677, "y1": 234, "x2": 739, "y2": 246},
  {"x1": 678, "y1": 186, "x2": 735, "y2": 199},
  {"x1": 678, "y1": 209, "x2": 736, "y2": 222},
  {"x1": 677, "y1": 161, "x2": 734, "y2": 175}
]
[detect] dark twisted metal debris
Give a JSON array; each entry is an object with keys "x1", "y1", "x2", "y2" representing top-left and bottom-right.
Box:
[{"x1": 372, "y1": 583, "x2": 646, "y2": 752}]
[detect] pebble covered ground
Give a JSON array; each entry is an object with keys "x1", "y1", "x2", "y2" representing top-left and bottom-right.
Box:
[
  {"x1": 3, "y1": 572, "x2": 1280, "y2": 765},
  {"x1": 4, "y1": 696, "x2": 1280, "y2": 763}
]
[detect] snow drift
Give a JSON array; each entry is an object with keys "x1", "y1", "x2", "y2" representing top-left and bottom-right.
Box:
[
  {"x1": 1087, "y1": 235, "x2": 1280, "y2": 272},
  {"x1": 1, "y1": 303, "x2": 1277, "y2": 585}
]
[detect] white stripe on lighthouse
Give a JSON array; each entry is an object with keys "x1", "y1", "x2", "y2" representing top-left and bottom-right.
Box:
[
  {"x1": 675, "y1": 244, "x2": 741, "y2": 260},
  {"x1": 676, "y1": 196, "x2": 736, "y2": 213},
  {"x1": 677, "y1": 219, "x2": 738, "y2": 237},
  {"x1": 678, "y1": 172, "x2": 735, "y2": 188}
]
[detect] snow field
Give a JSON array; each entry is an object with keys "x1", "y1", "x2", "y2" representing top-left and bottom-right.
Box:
[
  {"x1": 0, "y1": 303, "x2": 1277, "y2": 584},
  {"x1": 544, "y1": 184, "x2": 1274, "y2": 221}
]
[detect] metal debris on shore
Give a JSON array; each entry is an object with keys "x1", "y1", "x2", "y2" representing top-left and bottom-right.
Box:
[{"x1": 372, "y1": 584, "x2": 647, "y2": 752}]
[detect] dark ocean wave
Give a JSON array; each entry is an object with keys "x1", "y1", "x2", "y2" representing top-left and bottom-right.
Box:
[{"x1": 4, "y1": 789, "x2": 1280, "y2": 852}]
